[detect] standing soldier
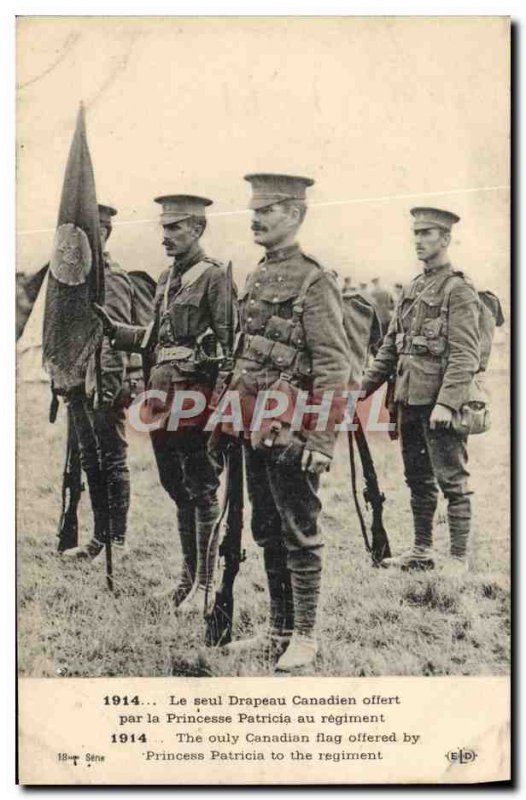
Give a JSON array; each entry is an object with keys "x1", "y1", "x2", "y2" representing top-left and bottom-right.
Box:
[
  {"x1": 225, "y1": 174, "x2": 351, "y2": 672},
  {"x1": 63, "y1": 204, "x2": 137, "y2": 560},
  {"x1": 95, "y1": 195, "x2": 232, "y2": 614},
  {"x1": 361, "y1": 208, "x2": 481, "y2": 574}
]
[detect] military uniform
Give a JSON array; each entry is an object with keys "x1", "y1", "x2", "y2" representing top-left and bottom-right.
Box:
[
  {"x1": 226, "y1": 174, "x2": 351, "y2": 669},
  {"x1": 361, "y1": 208, "x2": 480, "y2": 565},
  {"x1": 64, "y1": 205, "x2": 137, "y2": 557},
  {"x1": 109, "y1": 195, "x2": 232, "y2": 608}
]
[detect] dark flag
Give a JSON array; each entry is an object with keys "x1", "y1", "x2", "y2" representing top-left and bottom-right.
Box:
[{"x1": 43, "y1": 104, "x2": 104, "y2": 391}]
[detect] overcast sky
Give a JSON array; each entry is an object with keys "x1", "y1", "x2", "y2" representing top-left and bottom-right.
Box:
[{"x1": 16, "y1": 17, "x2": 509, "y2": 294}]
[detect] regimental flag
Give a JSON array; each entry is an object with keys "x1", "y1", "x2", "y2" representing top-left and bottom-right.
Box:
[{"x1": 43, "y1": 104, "x2": 104, "y2": 392}]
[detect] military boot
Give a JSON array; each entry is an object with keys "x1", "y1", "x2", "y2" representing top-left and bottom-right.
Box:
[
  {"x1": 275, "y1": 566, "x2": 321, "y2": 673},
  {"x1": 61, "y1": 537, "x2": 104, "y2": 561},
  {"x1": 223, "y1": 630, "x2": 291, "y2": 660},
  {"x1": 177, "y1": 504, "x2": 219, "y2": 615},
  {"x1": 382, "y1": 545, "x2": 435, "y2": 570},
  {"x1": 169, "y1": 505, "x2": 197, "y2": 607},
  {"x1": 224, "y1": 547, "x2": 293, "y2": 661},
  {"x1": 107, "y1": 481, "x2": 129, "y2": 550},
  {"x1": 448, "y1": 495, "x2": 471, "y2": 561},
  {"x1": 274, "y1": 634, "x2": 318, "y2": 672}
]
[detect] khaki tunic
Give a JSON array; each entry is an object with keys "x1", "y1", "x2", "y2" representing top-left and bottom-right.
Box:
[
  {"x1": 362, "y1": 263, "x2": 480, "y2": 411},
  {"x1": 231, "y1": 244, "x2": 351, "y2": 458}
]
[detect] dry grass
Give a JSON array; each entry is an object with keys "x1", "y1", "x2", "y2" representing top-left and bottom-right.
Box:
[{"x1": 17, "y1": 359, "x2": 510, "y2": 678}]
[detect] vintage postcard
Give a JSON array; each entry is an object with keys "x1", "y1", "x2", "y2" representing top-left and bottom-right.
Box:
[{"x1": 16, "y1": 16, "x2": 511, "y2": 785}]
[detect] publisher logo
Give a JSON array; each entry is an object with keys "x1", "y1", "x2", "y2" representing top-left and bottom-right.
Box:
[{"x1": 445, "y1": 748, "x2": 478, "y2": 765}]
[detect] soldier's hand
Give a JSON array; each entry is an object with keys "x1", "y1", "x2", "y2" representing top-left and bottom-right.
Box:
[
  {"x1": 93, "y1": 303, "x2": 117, "y2": 337},
  {"x1": 301, "y1": 448, "x2": 331, "y2": 475},
  {"x1": 430, "y1": 403, "x2": 454, "y2": 429}
]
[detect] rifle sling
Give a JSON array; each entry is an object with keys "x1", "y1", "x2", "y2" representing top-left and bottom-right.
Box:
[{"x1": 348, "y1": 431, "x2": 372, "y2": 554}]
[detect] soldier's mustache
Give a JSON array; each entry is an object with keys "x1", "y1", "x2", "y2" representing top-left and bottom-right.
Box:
[{"x1": 251, "y1": 225, "x2": 266, "y2": 233}]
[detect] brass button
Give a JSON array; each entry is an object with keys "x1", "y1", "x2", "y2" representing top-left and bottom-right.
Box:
[
  {"x1": 254, "y1": 282, "x2": 260, "y2": 288},
  {"x1": 250, "y1": 299, "x2": 256, "y2": 305},
  {"x1": 247, "y1": 316, "x2": 253, "y2": 322},
  {"x1": 278, "y1": 276, "x2": 283, "y2": 282},
  {"x1": 277, "y1": 357, "x2": 283, "y2": 362},
  {"x1": 273, "y1": 296, "x2": 279, "y2": 302}
]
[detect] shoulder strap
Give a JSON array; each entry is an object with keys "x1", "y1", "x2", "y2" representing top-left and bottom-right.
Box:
[
  {"x1": 202, "y1": 256, "x2": 223, "y2": 268},
  {"x1": 292, "y1": 266, "x2": 323, "y2": 320},
  {"x1": 440, "y1": 272, "x2": 476, "y2": 319}
]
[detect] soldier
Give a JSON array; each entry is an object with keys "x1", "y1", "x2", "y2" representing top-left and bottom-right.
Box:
[
  {"x1": 224, "y1": 174, "x2": 351, "y2": 672},
  {"x1": 360, "y1": 208, "x2": 481, "y2": 574},
  {"x1": 95, "y1": 195, "x2": 232, "y2": 613},
  {"x1": 63, "y1": 204, "x2": 137, "y2": 560}
]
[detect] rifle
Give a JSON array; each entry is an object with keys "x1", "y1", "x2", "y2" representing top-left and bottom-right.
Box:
[
  {"x1": 205, "y1": 437, "x2": 245, "y2": 646},
  {"x1": 384, "y1": 375, "x2": 399, "y2": 441},
  {"x1": 348, "y1": 416, "x2": 391, "y2": 565},
  {"x1": 94, "y1": 229, "x2": 113, "y2": 593},
  {"x1": 94, "y1": 350, "x2": 114, "y2": 591},
  {"x1": 205, "y1": 260, "x2": 246, "y2": 646},
  {"x1": 56, "y1": 405, "x2": 84, "y2": 553}
]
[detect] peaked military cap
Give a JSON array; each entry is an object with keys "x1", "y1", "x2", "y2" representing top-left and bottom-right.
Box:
[
  {"x1": 244, "y1": 173, "x2": 314, "y2": 210},
  {"x1": 410, "y1": 207, "x2": 460, "y2": 231},
  {"x1": 98, "y1": 204, "x2": 117, "y2": 226},
  {"x1": 154, "y1": 195, "x2": 213, "y2": 225}
]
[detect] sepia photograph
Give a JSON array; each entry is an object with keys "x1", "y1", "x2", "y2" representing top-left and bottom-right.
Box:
[
  {"x1": 14, "y1": 13, "x2": 511, "y2": 786},
  {"x1": 16, "y1": 15, "x2": 510, "y2": 681}
]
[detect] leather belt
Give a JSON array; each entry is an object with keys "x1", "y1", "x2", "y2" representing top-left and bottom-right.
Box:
[{"x1": 155, "y1": 345, "x2": 194, "y2": 365}]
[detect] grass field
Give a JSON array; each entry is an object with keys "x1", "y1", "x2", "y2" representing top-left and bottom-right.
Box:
[{"x1": 17, "y1": 356, "x2": 510, "y2": 678}]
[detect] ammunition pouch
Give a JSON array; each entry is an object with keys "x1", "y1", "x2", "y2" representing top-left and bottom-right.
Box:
[
  {"x1": 395, "y1": 331, "x2": 447, "y2": 358},
  {"x1": 250, "y1": 376, "x2": 305, "y2": 465},
  {"x1": 237, "y1": 333, "x2": 312, "y2": 381},
  {"x1": 451, "y1": 375, "x2": 491, "y2": 436}
]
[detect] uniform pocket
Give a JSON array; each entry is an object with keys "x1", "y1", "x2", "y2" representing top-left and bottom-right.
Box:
[
  {"x1": 420, "y1": 296, "x2": 441, "y2": 319},
  {"x1": 170, "y1": 293, "x2": 201, "y2": 338},
  {"x1": 421, "y1": 317, "x2": 446, "y2": 355}
]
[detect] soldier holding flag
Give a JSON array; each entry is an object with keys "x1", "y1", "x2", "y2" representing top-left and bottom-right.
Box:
[{"x1": 62, "y1": 204, "x2": 139, "y2": 561}]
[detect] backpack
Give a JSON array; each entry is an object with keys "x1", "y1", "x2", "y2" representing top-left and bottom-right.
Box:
[
  {"x1": 442, "y1": 275, "x2": 505, "y2": 372},
  {"x1": 442, "y1": 275, "x2": 505, "y2": 435}
]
